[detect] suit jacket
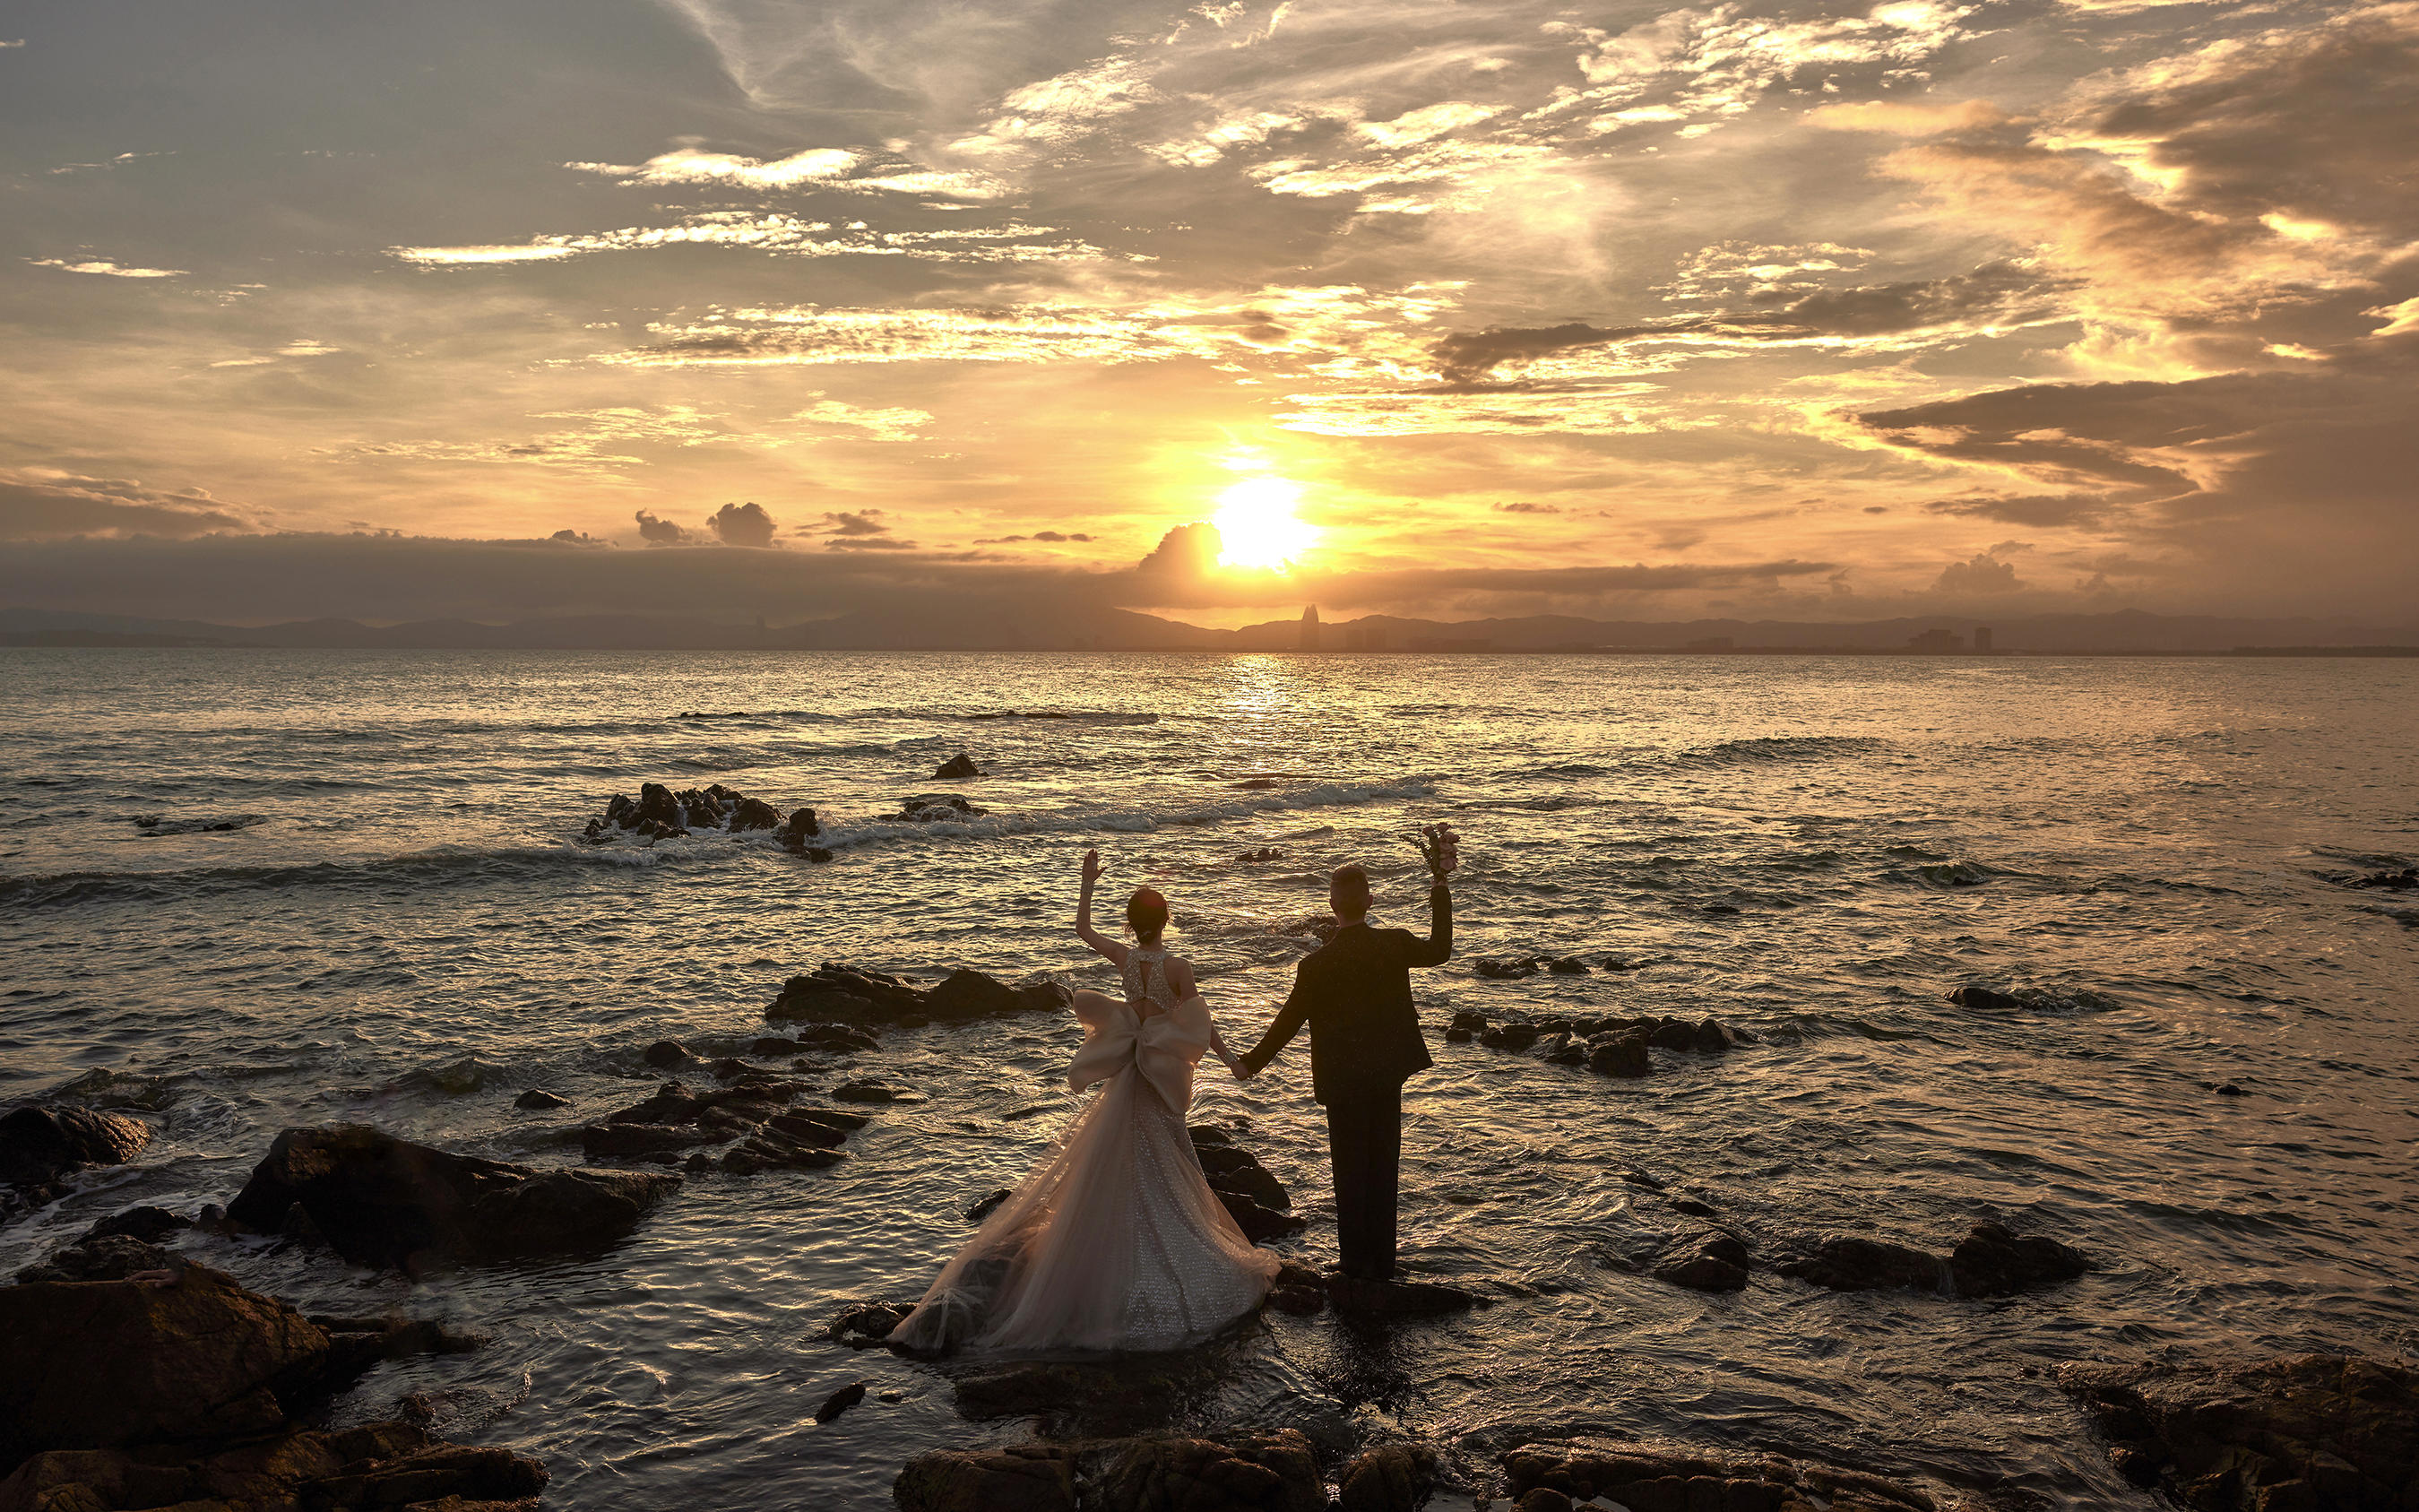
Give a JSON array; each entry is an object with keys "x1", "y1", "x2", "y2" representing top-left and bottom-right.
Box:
[{"x1": 1239, "y1": 885, "x2": 1450, "y2": 1104}]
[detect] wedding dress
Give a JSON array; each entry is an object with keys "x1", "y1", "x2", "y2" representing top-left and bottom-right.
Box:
[{"x1": 887, "y1": 946, "x2": 1280, "y2": 1353}]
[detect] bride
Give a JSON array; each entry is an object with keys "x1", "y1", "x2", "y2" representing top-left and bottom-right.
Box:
[{"x1": 887, "y1": 850, "x2": 1280, "y2": 1354}]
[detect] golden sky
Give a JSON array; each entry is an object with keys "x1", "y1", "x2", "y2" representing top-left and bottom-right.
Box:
[{"x1": 4, "y1": 0, "x2": 2415, "y2": 626}]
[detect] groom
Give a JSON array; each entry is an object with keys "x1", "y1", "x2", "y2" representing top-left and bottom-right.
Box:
[{"x1": 1235, "y1": 832, "x2": 1456, "y2": 1282}]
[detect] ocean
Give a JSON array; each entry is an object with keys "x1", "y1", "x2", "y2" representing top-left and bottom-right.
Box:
[{"x1": 3, "y1": 649, "x2": 2414, "y2": 1508}]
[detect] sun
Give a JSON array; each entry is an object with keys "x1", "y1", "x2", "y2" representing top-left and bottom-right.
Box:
[{"x1": 1211, "y1": 477, "x2": 1320, "y2": 571}]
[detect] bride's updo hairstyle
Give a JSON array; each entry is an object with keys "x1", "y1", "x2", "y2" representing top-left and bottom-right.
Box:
[{"x1": 1127, "y1": 886, "x2": 1171, "y2": 944}]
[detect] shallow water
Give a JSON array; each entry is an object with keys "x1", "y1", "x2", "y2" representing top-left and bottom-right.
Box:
[{"x1": 4, "y1": 649, "x2": 2415, "y2": 1508}]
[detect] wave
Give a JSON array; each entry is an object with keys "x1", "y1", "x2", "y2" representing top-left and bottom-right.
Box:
[
  {"x1": 1673, "y1": 735, "x2": 1889, "y2": 768},
  {"x1": 0, "y1": 841, "x2": 666, "y2": 908},
  {"x1": 809, "y1": 778, "x2": 1443, "y2": 851}
]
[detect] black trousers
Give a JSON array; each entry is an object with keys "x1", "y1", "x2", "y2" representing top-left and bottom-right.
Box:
[{"x1": 1325, "y1": 1083, "x2": 1403, "y2": 1279}]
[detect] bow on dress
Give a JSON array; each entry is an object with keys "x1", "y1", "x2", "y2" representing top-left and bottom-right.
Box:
[{"x1": 1068, "y1": 993, "x2": 1215, "y2": 1113}]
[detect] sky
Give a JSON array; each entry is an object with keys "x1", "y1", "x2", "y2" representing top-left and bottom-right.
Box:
[{"x1": 3, "y1": 0, "x2": 2415, "y2": 627}]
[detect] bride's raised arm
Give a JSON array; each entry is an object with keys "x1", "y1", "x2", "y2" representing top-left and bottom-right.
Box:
[{"x1": 1075, "y1": 849, "x2": 1128, "y2": 965}]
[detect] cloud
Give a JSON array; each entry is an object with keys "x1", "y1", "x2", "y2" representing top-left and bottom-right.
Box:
[
  {"x1": 635, "y1": 510, "x2": 692, "y2": 545},
  {"x1": 549, "y1": 529, "x2": 607, "y2": 546},
  {"x1": 783, "y1": 396, "x2": 932, "y2": 440},
  {"x1": 1136, "y1": 522, "x2": 1221, "y2": 576},
  {"x1": 0, "y1": 471, "x2": 256, "y2": 540},
  {"x1": 566, "y1": 146, "x2": 1010, "y2": 200},
  {"x1": 825, "y1": 535, "x2": 920, "y2": 550},
  {"x1": 978, "y1": 530, "x2": 1095, "y2": 543},
  {"x1": 813, "y1": 509, "x2": 891, "y2": 537},
  {"x1": 27, "y1": 258, "x2": 186, "y2": 279},
  {"x1": 1932, "y1": 552, "x2": 2022, "y2": 594},
  {"x1": 392, "y1": 215, "x2": 1110, "y2": 267},
  {"x1": 1494, "y1": 501, "x2": 1560, "y2": 514},
  {"x1": 707, "y1": 501, "x2": 778, "y2": 548},
  {"x1": 328, "y1": 407, "x2": 730, "y2": 478}
]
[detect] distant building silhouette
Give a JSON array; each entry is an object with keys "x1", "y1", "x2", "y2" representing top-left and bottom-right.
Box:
[
  {"x1": 1908, "y1": 627, "x2": 1965, "y2": 652},
  {"x1": 1300, "y1": 605, "x2": 1320, "y2": 652},
  {"x1": 1973, "y1": 626, "x2": 1993, "y2": 653}
]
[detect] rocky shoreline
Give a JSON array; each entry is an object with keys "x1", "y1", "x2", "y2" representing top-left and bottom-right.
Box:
[{"x1": 6, "y1": 955, "x2": 2415, "y2": 1511}]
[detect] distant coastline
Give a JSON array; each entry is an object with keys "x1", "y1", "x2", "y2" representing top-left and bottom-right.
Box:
[{"x1": 4, "y1": 606, "x2": 2416, "y2": 656}]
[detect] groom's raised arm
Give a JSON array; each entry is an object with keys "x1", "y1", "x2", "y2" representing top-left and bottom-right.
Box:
[
  {"x1": 1237, "y1": 962, "x2": 1314, "y2": 1077},
  {"x1": 1404, "y1": 882, "x2": 1452, "y2": 967}
]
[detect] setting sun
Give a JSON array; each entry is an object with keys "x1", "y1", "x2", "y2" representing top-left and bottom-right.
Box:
[{"x1": 1211, "y1": 477, "x2": 1320, "y2": 572}]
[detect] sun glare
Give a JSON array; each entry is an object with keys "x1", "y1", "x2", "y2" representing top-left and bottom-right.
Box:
[{"x1": 1211, "y1": 477, "x2": 1319, "y2": 571}]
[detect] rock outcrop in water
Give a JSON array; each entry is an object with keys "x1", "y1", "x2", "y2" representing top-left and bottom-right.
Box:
[
  {"x1": 895, "y1": 792, "x2": 989, "y2": 821},
  {"x1": 2061, "y1": 1353, "x2": 2416, "y2": 1511},
  {"x1": 1188, "y1": 1126, "x2": 1302, "y2": 1244},
  {"x1": 1446, "y1": 1008, "x2": 1743, "y2": 1080},
  {"x1": 766, "y1": 963, "x2": 1071, "y2": 1029},
  {"x1": 1767, "y1": 1222, "x2": 2088, "y2": 1298},
  {"x1": 894, "y1": 1430, "x2": 1324, "y2": 1512},
  {"x1": 0, "y1": 1262, "x2": 537, "y2": 1512},
  {"x1": 588, "y1": 781, "x2": 831, "y2": 860},
  {"x1": 581, "y1": 1074, "x2": 875, "y2": 1177},
  {"x1": 223, "y1": 1125, "x2": 678, "y2": 1272},
  {"x1": 933, "y1": 752, "x2": 984, "y2": 780},
  {"x1": 0, "y1": 1103, "x2": 153, "y2": 1222},
  {"x1": 1501, "y1": 1439, "x2": 1957, "y2": 1512}
]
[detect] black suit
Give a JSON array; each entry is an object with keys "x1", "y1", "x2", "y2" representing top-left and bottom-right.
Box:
[{"x1": 1239, "y1": 885, "x2": 1450, "y2": 1279}]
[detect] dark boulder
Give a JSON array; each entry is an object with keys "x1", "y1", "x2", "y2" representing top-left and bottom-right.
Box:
[
  {"x1": 895, "y1": 793, "x2": 989, "y2": 821},
  {"x1": 1215, "y1": 1189, "x2": 1304, "y2": 1244},
  {"x1": 1197, "y1": 1146, "x2": 1290, "y2": 1213},
  {"x1": 79, "y1": 1204, "x2": 193, "y2": 1246},
  {"x1": 1546, "y1": 956, "x2": 1589, "y2": 975},
  {"x1": 815, "y1": 1379, "x2": 868, "y2": 1423},
  {"x1": 225, "y1": 1125, "x2": 677, "y2": 1271},
  {"x1": 933, "y1": 752, "x2": 984, "y2": 780},
  {"x1": 643, "y1": 1039, "x2": 689, "y2": 1067},
  {"x1": 832, "y1": 1078, "x2": 920, "y2": 1103},
  {"x1": 968, "y1": 1188, "x2": 1011, "y2": 1222},
  {"x1": 14, "y1": 1231, "x2": 178, "y2": 1283},
  {"x1": 1948, "y1": 1220, "x2": 2089, "y2": 1296},
  {"x1": 0, "y1": 1420, "x2": 545, "y2": 1512},
  {"x1": 0, "y1": 1265, "x2": 327, "y2": 1463},
  {"x1": 791, "y1": 1022, "x2": 882, "y2": 1053},
  {"x1": 635, "y1": 782, "x2": 680, "y2": 827},
  {"x1": 605, "y1": 792, "x2": 636, "y2": 825},
  {"x1": 514, "y1": 1087, "x2": 572, "y2": 1110},
  {"x1": 894, "y1": 1443, "x2": 1080, "y2": 1512},
  {"x1": 2349, "y1": 867, "x2": 2418, "y2": 890},
  {"x1": 1337, "y1": 1443, "x2": 1440, "y2": 1512},
  {"x1": 2063, "y1": 1353, "x2": 2416, "y2": 1509},
  {"x1": 1480, "y1": 1023, "x2": 1542, "y2": 1052},
  {"x1": 780, "y1": 807, "x2": 824, "y2": 855},
  {"x1": 1948, "y1": 983, "x2": 2026, "y2": 1011},
  {"x1": 1473, "y1": 956, "x2": 1536, "y2": 980},
  {"x1": 1503, "y1": 1439, "x2": 1940, "y2": 1512},
  {"x1": 1096, "y1": 1430, "x2": 1325, "y2": 1512},
  {"x1": 0, "y1": 1103, "x2": 152, "y2": 1195},
  {"x1": 767, "y1": 963, "x2": 928, "y2": 1024},
  {"x1": 1650, "y1": 1232, "x2": 1753, "y2": 1293},
  {"x1": 730, "y1": 796, "x2": 782, "y2": 832},
  {"x1": 1586, "y1": 1033, "x2": 1651, "y2": 1078},
  {"x1": 1775, "y1": 1234, "x2": 1948, "y2": 1293},
  {"x1": 926, "y1": 968, "x2": 1021, "y2": 1020},
  {"x1": 826, "y1": 1300, "x2": 915, "y2": 1349}
]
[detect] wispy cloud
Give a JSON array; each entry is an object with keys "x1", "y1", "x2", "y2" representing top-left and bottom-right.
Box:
[
  {"x1": 391, "y1": 214, "x2": 1111, "y2": 267},
  {"x1": 27, "y1": 258, "x2": 186, "y2": 279}
]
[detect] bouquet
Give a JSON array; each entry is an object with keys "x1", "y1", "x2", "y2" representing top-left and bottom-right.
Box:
[{"x1": 1407, "y1": 821, "x2": 1461, "y2": 881}]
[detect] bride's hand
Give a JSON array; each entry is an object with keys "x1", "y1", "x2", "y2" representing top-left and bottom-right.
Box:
[{"x1": 1079, "y1": 849, "x2": 1105, "y2": 887}]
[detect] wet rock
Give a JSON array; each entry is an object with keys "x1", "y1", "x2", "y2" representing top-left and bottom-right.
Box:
[
  {"x1": 0, "y1": 1103, "x2": 153, "y2": 1199},
  {"x1": 0, "y1": 1419, "x2": 544, "y2": 1512},
  {"x1": 896, "y1": 793, "x2": 989, "y2": 821},
  {"x1": 766, "y1": 963, "x2": 929, "y2": 1024},
  {"x1": 2064, "y1": 1353, "x2": 2418, "y2": 1509},
  {"x1": 815, "y1": 1379, "x2": 869, "y2": 1424},
  {"x1": 46, "y1": 1067, "x2": 181, "y2": 1112},
  {"x1": 224, "y1": 1124, "x2": 677, "y2": 1271},
  {"x1": 1231, "y1": 776, "x2": 1283, "y2": 790},
  {"x1": 707, "y1": 1056, "x2": 757, "y2": 1081},
  {"x1": 0, "y1": 1264, "x2": 328, "y2": 1462},
  {"x1": 779, "y1": 803, "x2": 823, "y2": 839},
  {"x1": 1337, "y1": 1443, "x2": 1439, "y2": 1512},
  {"x1": 581, "y1": 1121, "x2": 722, "y2": 1157},
  {"x1": 2207, "y1": 1081, "x2": 2247, "y2": 1096},
  {"x1": 1650, "y1": 1232, "x2": 1753, "y2": 1293},
  {"x1": 826, "y1": 1300, "x2": 915, "y2": 1349},
  {"x1": 832, "y1": 1078, "x2": 920, "y2": 1103},
  {"x1": 1443, "y1": 1009, "x2": 1487, "y2": 1044},
  {"x1": 1513, "y1": 1491, "x2": 1571, "y2": 1512},
  {"x1": 634, "y1": 782, "x2": 680, "y2": 828},
  {"x1": 788, "y1": 1022, "x2": 884, "y2": 1053},
  {"x1": 14, "y1": 1231, "x2": 178, "y2": 1283},
  {"x1": 968, "y1": 1188, "x2": 1011, "y2": 1223},
  {"x1": 721, "y1": 1129, "x2": 847, "y2": 1175},
  {"x1": 729, "y1": 796, "x2": 782, "y2": 832},
  {"x1": 934, "y1": 752, "x2": 984, "y2": 780},
  {"x1": 894, "y1": 1442, "x2": 1080, "y2": 1512},
  {"x1": 925, "y1": 967, "x2": 1021, "y2": 1020},
  {"x1": 514, "y1": 1088, "x2": 572, "y2": 1110},
  {"x1": 1473, "y1": 956, "x2": 1538, "y2": 980},
  {"x1": 1480, "y1": 1022, "x2": 1543, "y2": 1052},
  {"x1": 78, "y1": 1204, "x2": 193, "y2": 1245},
  {"x1": 643, "y1": 1039, "x2": 689, "y2": 1067},
  {"x1": 1326, "y1": 1274, "x2": 1484, "y2": 1317},
  {"x1": 1266, "y1": 1261, "x2": 1328, "y2": 1315},
  {"x1": 1546, "y1": 956, "x2": 1590, "y2": 975},
  {"x1": 1947, "y1": 983, "x2": 2026, "y2": 1011},
  {"x1": 605, "y1": 792, "x2": 636, "y2": 825},
  {"x1": 1586, "y1": 1033, "x2": 1651, "y2": 1078},
  {"x1": 1502, "y1": 1440, "x2": 1940, "y2": 1512},
  {"x1": 1194, "y1": 1141, "x2": 1291, "y2": 1213},
  {"x1": 1096, "y1": 1430, "x2": 1325, "y2": 1512},
  {"x1": 2348, "y1": 867, "x2": 2418, "y2": 890},
  {"x1": 1214, "y1": 1190, "x2": 1304, "y2": 1244},
  {"x1": 1774, "y1": 1234, "x2": 1948, "y2": 1294},
  {"x1": 1948, "y1": 1220, "x2": 2089, "y2": 1297}
]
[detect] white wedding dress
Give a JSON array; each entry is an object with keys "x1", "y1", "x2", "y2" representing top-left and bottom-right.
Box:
[{"x1": 887, "y1": 946, "x2": 1280, "y2": 1353}]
